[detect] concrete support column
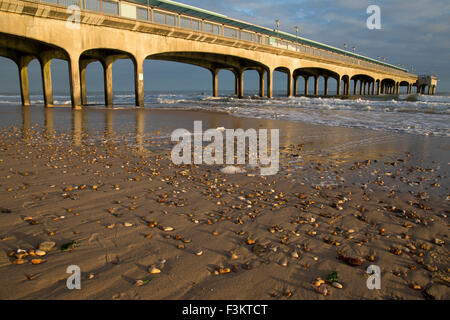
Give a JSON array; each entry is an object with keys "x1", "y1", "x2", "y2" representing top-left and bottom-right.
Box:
[
  {"x1": 324, "y1": 76, "x2": 329, "y2": 96},
  {"x1": 39, "y1": 54, "x2": 53, "y2": 107},
  {"x1": 102, "y1": 57, "x2": 114, "y2": 107},
  {"x1": 353, "y1": 80, "x2": 357, "y2": 95},
  {"x1": 359, "y1": 81, "x2": 363, "y2": 95},
  {"x1": 17, "y1": 56, "x2": 32, "y2": 107},
  {"x1": 79, "y1": 60, "x2": 89, "y2": 106},
  {"x1": 267, "y1": 69, "x2": 273, "y2": 98},
  {"x1": 377, "y1": 82, "x2": 381, "y2": 95},
  {"x1": 371, "y1": 82, "x2": 375, "y2": 95},
  {"x1": 336, "y1": 77, "x2": 341, "y2": 96},
  {"x1": 68, "y1": 54, "x2": 82, "y2": 109},
  {"x1": 304, "y1": 76, "x2": 309, "y2": 96},
  {"x1": 211, "y1": 68, "x2": 219, "y2": 97},
  {"x1": 314, "y1": 76, "x2": 319, "y2": 96},
  {"x1": 237, "y1": 69, "x2": 244, "y2": 99},
  {"x1": 287, "y1": 71, "x2": 293, "y2": 97},
  {"x1": 134, "y1": 57, "x2": 145, "y2": 107},
  {"x1": 427, "y1": 85, "x2": 432, "y2": 95},
  {"x1": 293, "y1": 76, "x2": 298, "y2": 97},
  {"x1": 258, "y1": 69, "x2": 265, "y2": 97}
]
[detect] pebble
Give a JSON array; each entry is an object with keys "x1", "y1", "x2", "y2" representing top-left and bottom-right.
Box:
[
  {"x1": 35, "y1": 250, "x2": 46, "y2": 257},
  {"x1": 280, "y1": 257, "x2": 288, "y2": 267},
  {"x1": 332, "y1": 282, "x2": 343, "y2": 289},
  {"x1": 434, "y1": 238, "x2": 445, "y2": 246},
  {"x1": 124, "y1": 222, "x2": 133, "y2": 227},
  {"x1": 149, "y1": 267, "x2": 161, "y2": 274},
  {"x1": 195, "y1": 250, "x2": 203, "y2": 256},
  {"x1": 38, "y1": 241, "x2": 56, "y2": 252},
  {"x1": 291, "y1": 251, "x2": 299, "y2": 259},
  {"x1": 13, "y1": 259, "x2": 26, "y2": 265},
  {"x1": 163, "y1": 226, "x2": 174, "y2": 232},
  {"x1": 31, "y1": 259, "x2": 44, "y2": 265}
]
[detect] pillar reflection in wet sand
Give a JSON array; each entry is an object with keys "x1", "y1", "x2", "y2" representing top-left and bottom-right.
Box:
[
  {"x1": 135, "y1": 108, "x2": 145, "y2": 152},
  {"x1": 72, "y1": 110, "x2": 83, "y2": 146},
  {"x1": 44, "y1": 107, "x2": 54, "y2": 139},
  {"x1": 104, "y1": 109, "x2": 115, "y2": 144},
  {"x1": 21, "y1": 106, "x2": 31, "y2": 139}
]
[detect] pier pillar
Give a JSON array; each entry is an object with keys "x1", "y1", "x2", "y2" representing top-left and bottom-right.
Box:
[
  {"x1": 258, "y1": 69, "x2": 265, "y2": 97},
  {"x1": 287, "y1": 71, "x2": 293, "y2": 97},
  {"x1": 68, "y1": 54, "x2": 82, "y2": 109},
  {"x1": 314, "y1": 76, "x2": 319, "y2": 96},
  {"x1": 17, "y1": 56, "x2": 32, "y2": 107},
  {"x1": 324, "y1": 76, "x2": 329, "y2": 96},
  {"x1": 267, "y1": 69, "x2": 273, "y2": 98},
  {"x1": 39, "y1": 54, "x2": 53, "y2": 107},
  {"x1": 359, "y1": 81, "x2": 363, "y2": 95},
  {"x1": 211, "y1": 68, "x2": 219, "y2": 97},
  {"x1": 336, "y1": 77, "x2": 341, "y2": 96},
  {"x1": 237, "y1": 69, "x2": 244, "y2": 99},
  {"x1": 134, "y1": 57, "x2": 145, "y2": 107},
  {"x1": 353, "y1": 80, "x2": 357, "y2": 95},
  {"x1": 304, "y1": 76, "x2": 309, "y2": 96},
  {"x1": 79, "y1": 60, "x2": 89, "y2": 106},
  {"x1": 293, "y1": 76, "x2": 298, "y2": 97},
  {"x1": 102, "y1": 57, "x2": 114, "y2": 107}
]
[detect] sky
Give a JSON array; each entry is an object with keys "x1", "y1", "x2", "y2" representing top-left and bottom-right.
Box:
[{"x1": 0, "y1": 0, "x2": 449, "y2": 95}]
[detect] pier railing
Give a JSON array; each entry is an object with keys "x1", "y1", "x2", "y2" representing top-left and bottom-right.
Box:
[{"x1": 30, "y1": 0, "x2": 412, "y2": 77}]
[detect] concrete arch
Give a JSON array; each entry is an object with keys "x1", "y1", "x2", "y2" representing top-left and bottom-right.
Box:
[
  {"x1": 80, "y1": 48, "x2": 138, "y2": 107},
  {"x1": 351, "y1": 74, "x2": 376, "y2": 96},
  {"x1": 147, "y1": 51, "x2": 270, "y2": 98},
  {"x1": 274, "y1": 67, "x2": 292, "y2": 97},
  {"x1": 341, "y1": 75, "x2": 350, "y2": 96},
  {"x1": 293, "y1": 67, "x2": 340, "y2": 96},
  {"x1": 381, "y1": 78, "x2": 396, "y2": 94},
  {"x1": 0, "y1": 32, "x2": 74, "y2": 107}
]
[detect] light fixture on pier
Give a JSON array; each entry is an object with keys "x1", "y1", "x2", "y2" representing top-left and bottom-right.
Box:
[
  {"x1": 344, "y1": 43, "x2": 348, "y2": 50},
  {"x1": 352, "y1": 46, "x2": 356, "y2": 53},
  {"x1": 295, "y1": 26, "x2": 299, "y2": 38}
]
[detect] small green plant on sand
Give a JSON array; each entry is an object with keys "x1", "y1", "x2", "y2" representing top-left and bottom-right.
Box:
[
  {"x1": 61, "y1": 240, "x2": 78, "y2": 251},
  {"x1": 327, "y1": 271, "x2": 339, "y2": 283}
]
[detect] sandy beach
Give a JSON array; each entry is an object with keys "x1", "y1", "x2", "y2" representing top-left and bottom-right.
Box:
[{"x1": 0, "y1": 107, "x2": 448, "y2": 300}]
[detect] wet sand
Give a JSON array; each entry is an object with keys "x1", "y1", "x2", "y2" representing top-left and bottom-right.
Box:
[{"x1": 0, "y1": 107, "x2": 449, "y2": 300}]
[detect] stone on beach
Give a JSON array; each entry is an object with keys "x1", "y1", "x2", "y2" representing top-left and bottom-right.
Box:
[{"x1": 38, "y1": 241, "x2": 56, "y2": 252}]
